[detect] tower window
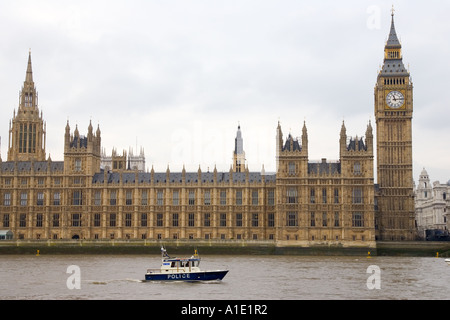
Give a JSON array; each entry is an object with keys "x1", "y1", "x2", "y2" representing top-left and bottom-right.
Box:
[
  {"x1": 75, "y1": 159, "x2": 82, "y2": 172},
  {"x1": 288, "y1": 162, "x2": 295, "y2": 175}
]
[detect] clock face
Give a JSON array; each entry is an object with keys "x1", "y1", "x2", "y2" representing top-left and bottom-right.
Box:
[{"x1": 386, "y1": 90, "x2": 405, "y2": 109}]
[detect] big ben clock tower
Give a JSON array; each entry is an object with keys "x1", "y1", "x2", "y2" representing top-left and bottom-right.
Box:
[{"x1": 375, "y1": 9, "x2": 416, "y2": 240}]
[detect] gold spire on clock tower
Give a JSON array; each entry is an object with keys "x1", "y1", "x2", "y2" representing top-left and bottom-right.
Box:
[{"x1": 374, "y1": 10, "x2": 416, "y2": 240}]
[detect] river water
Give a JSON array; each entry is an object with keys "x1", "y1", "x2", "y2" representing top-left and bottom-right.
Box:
[{"x1": 0, "y1": 254, "x2": 448, "y2": 300}]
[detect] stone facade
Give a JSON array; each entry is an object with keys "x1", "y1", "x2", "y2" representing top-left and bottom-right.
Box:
[
  {"x1": 374, "y1": 12, "x2": 416, "y2": 240},
  {"x1": 0, "y1": 11, "x2": 415, "y2": 245}
]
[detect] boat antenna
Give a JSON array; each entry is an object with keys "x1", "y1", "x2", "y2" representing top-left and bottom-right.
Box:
[{"x1": 161, "y1": 246, "x2": 170, "y2": 258}]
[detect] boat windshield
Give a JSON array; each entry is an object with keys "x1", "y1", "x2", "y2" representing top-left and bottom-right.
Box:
[{"x1": 169, "y1": 259, "x2": 200, "y2": 268}]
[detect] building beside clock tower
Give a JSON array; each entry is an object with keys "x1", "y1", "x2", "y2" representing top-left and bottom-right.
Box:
[
  {"x1": 374, "y1": 11, "x2": 416, "y2": 240},
  {"x1": 0, "y1": 10, "x2": 419, "y2": 244}
]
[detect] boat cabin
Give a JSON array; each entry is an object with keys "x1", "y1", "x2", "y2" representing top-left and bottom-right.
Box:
[{"x1": 163, "y1": 258, "x2": 200, "y2": 269}]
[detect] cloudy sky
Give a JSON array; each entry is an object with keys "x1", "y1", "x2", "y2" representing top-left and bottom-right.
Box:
[{"x1": 0, "y1": 0, "x2": 449, "y2": 183}]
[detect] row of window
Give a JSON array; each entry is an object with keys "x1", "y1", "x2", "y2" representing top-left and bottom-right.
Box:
[
  {"x1": 2, "y1": 211, "x2": 365, "y2": 229},
  {"x1": 286, "y1": 188, "x2": 365, "y2": 204},
  {"x1": 1, "y1": 189, "x2": 276, "y2": 207},
  {"x1": 287, "y1": 212, "x2": 365, "y2": 228},
  {"x1": 286, "y1": 162, "x2": 364, "y2": 175},
  {"x1": 2, "y1": 188, "x2": 368, "y2": 207}
]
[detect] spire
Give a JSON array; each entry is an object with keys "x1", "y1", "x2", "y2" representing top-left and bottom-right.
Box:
[
  {"x1": 379, "y1": 9, "x2": 408, "y2": 77},
  {"x1": 234, "y1": 124, "x2": 243, "y2": 155},
  {"x1": 25, "y1": 49, "x2": 34, "y2": 84},
  {"x1": 386, "y1": 6, "x2": 401, "y2": 48}
]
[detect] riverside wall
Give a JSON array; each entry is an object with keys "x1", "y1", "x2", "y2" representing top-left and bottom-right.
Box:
[{"x1": 0, "y1": 239, "x2": 449, "y2": 256}]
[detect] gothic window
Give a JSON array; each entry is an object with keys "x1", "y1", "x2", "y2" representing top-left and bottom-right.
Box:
[
  {"x1": 252, "y1": 213, "x2": 259, "y2": 227},
  {"x1": 94, "y1": 191, "x2": 101, "y2": 206},
  {"x1": 203, "y1": 213, "x2": 211, "y2": 226},
  {"x1": 73, "y1": 191, "x2": 82, "y2": 206},
  {"x1": 188, "y1": 190, "x2": 195, "y2": 206},
  {"x1": 288, "y1": 162, "x2": 295, "y2": 175},
  {"x1": 322, "y1": 212, "x2": 327, "y2": 227},
  {"x1": 37, "y1": 192, "x2": 44, "y2": 206},
  {"x1": 94, "y1": 214, "x2": 101, "y2": 227},
  {"x1": 268, "y1": 213, "x2": 275, "y2": 227},
  {"x1": 310, "y1": 189, "x2": 315, "y2": 204},
  {"x1": 20, "y1": 192, "x2": 28, "y2": 206},
  {"x1": 354, "y1": 162, "x2": 361, "y2": 175},
  {"x1": 188, "y1": 213, "x2": 195, "y2": 227},
  {"x1": 108, "y1": 191, "x2": 116, "y2": 206},
  {"x1": 204, "y1": 190, "x2": 211, "y2": 206},
  {"x1": 3, "y1": 214, "x2": 10, "y2": 228},
  {"x1": 236, "y1": 213, "x2": 243, "y2": 227},
  {"x1": 126, "y1": 190, "x2": 132, "y2": 206},
  {"x1": 220, "y1": 213, "x2": 227, "y2": 227},
  {"x1": 352, "y1": 188, "x2": 363, "y2": 204},
  {"x1": 19, "y1": 214, "x2": 27, "y2": 227},
  {"x1": 252, "y1": 190, "x2": 258, "y2": 205},
  {"x1": 287, "y1": 188, "x2": 297, "y2": 204},
  {"x1": 74, "y1": 159, "x2": 82, "y2": 172},
  {"x1": 156, "y1": 190, "x2": 163, "y2": 206},
  {"x1": 52, "y1": 214, "x2": 60, "y2": 227},
  {"x1": 172, "y1": 191, "x2": 179, "y2": 205},
  {"x1": 287, "y1": 212, "x2": 298, "y2": 227},
  {"x1": 53, "y1": 192, "x2": 61, "y2": 206},
  {"x1": 310, "y1": 212, "x2": 315, "y2": 227},
  {"x1": 141, "y1": 213, "x2": 148, "y2": 227},
  {"x1": 36, "y1": 214, "x2": 43, "y2": 227},
  {"x1": 72, "y1": 214, "x2": 81, "y2": 227},
  {"x1": 352, "y1": 212, "x2": 364, "y2": 227},
  {"x1": 172, "y1": 213, "x2": 179, "y2": 227},
  {"x1": 24, "y1": 93, "x2": 32, "y2": 107},
  {"x1": 125, "y1": 213, "x2": 132, "y2": 227},
  {"x1": 141, "y1": 190, "x2": 148, "y2": 205},
  {"x1": 334, "y1": 188, "x2": 339, "y2": 204},
  {"x1": 334, "y1": 212, "x2": 340, "y2": 227},
  {"x1": 322, "y1": 188, "x2": 327, "y2": 204},
  {"x1": 220, "y1": 190, "x2": 226, "y2": 205},
  {"x1": 236, "y1": 190, "x2": 243, "y2": 206},
  {"x1": 155, "y1": 213, "x2": 163, "y2": 227},
  {"x1": 268, "y1": 189, "x2": 275, "y2": 205},
  {"x1": 4, "y1": 193, "x2": 11, "y2": 206},
  {"x1": 110, "y1": 214, "x2": 116, "y2": 227}
]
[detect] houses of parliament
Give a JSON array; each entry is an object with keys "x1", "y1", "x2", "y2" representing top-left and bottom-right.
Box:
[{"x1": 0, "y1": 12, "x2": 416, "y2": 245}]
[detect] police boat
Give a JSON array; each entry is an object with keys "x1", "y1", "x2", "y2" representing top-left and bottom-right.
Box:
[{"x1": 144, "y1": 247, "x2": 228, "y2": 281}]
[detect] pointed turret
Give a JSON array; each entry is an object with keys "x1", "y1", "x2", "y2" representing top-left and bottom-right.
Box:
[
  {"x1": 25, "y1": 50, "x2": 34, "y2": 84},
  {"x1": 386, "y1": 8, "x2": 401, "y2": 48},
  {"x1": 301, "y1": 121, "x2": 308, "y2": 153},
  {"x1": 233, "y1": 124, "x2": 246, "y2": 173},
  {"x1": 380, "y1": 8, "x2": 408, "y2": 77},
  {"x1": 7, "y1": 51, "x2": 46, "y2": 161}
]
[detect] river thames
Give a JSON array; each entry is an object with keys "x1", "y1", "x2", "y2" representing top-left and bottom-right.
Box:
[{"x1": 0, "y1": 254, "x2": 448, "y2": 300}]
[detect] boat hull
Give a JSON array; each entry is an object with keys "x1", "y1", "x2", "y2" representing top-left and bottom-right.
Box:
[{"x1": 145, "y1": 270, "x2": 228, "y2": 282}]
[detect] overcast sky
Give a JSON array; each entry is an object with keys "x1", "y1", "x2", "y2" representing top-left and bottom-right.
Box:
[{"x1": 0, "y1": 0, "x2": 449, "y2": 183}]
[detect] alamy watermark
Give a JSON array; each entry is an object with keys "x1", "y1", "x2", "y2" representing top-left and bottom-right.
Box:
[
  {"x1": 66, "y1": 265, "x2": 81, "y2": 290},
  {"x1": 366, "y1": 5, "x2": 381, "y2": 30},
  {"x1": 366, "y1": 265, "x2": 381, "y2": 290}
]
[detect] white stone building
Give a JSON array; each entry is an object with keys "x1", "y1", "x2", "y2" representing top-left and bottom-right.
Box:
[{"x1": 415, "y1": 168, "x2": 450, "y2": 239}]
